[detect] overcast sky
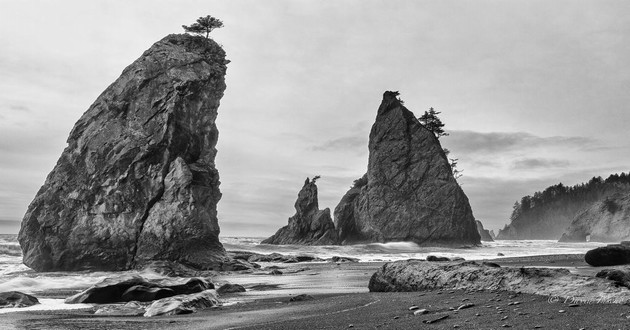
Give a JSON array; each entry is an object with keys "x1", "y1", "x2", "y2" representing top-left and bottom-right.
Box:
[{"x1": 1, "y1": 0, "x2": 629, "y2": 236}]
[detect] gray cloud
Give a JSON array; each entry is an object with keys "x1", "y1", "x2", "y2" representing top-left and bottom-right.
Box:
[
  {"x1": 512, "y1": 158, "x2": 570, "y2": 170},
  {"x1": 9, "y1": 104, "x2": 30, "y2": 112},
  {"x1": 311, "y1": 135, "x2": 367, "y2": 152},
  {"x1": 445, "y1": 130, "x2": 596, "y2": 154}
]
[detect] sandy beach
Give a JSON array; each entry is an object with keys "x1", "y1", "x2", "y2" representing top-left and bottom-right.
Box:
[{"x1": 4, "y1": 254, "x2": 630, "y2": 329}]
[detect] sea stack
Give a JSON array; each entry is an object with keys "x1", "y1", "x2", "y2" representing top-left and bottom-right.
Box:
[
  {"x1": 334, "y1": 91, "x2": 480, "y2": 246},
  {"x1": 18, "y1": 34, "x2": 229, "y2": 271},
  {"x1": 262, "y1": 177, "x2": 339, "y2": 245},
  {"x1": 476, "y1": 220, "x2": 494, "y2": 242}
]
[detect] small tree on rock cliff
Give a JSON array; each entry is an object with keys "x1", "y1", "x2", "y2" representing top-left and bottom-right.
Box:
[
  {"x1": 418, "y1": 107, "x2": 449, "y2": 139},
  {"x1": 182, "y1": 15, "x2": 224, "y2": 38}
]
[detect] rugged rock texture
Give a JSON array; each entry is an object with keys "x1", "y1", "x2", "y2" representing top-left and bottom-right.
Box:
[
  {"x1": 0, "y1": 291, "x2": 39, "y2": 308},
  {"x1": 18, "y1": 34, "x2": 230, "y2": 271},
  {"x1": 144, "y1": 290, "x2": 220, "y2": 317},
  {"x1": 559, "y1": 193, "x2": 630, "y2": 242},
  {"x1": 65, "y1": 274, "x2": 212, "y2": 304},
  {"x1": 334, "y1": 91, "x2": 480, "y2": 246},
  {"x1": 476, "y1": 220, "x2": 494, "y2": 242},
  {"x1": 368, "y1": 260, "x2": 630, "y2": 303},
  {"x1": 262, "y1": 178, "x2": 339, "y2": 245},
  {"x1": 584, "y1": 244, "x2": 630, "y2": 267}
]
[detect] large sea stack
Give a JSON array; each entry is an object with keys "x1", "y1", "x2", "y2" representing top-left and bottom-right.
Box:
[
  {"x1": 19, "y1": 34, "x2": 229, "y2": 271},
  {"x1": 334, "y1": 91, "x2": 480, "y2": 246},
  {"x1": 262, "y1": 178, "x2": 339, "y2": 245}
]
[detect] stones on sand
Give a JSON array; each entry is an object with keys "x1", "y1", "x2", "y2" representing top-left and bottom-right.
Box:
[
  {"x1": 0, "y1": 291, "x2": 39, "y2": 308},
  {"x1": 414, "y1": 309, "x2": 429, "y2": 315},
  {"x1": 143, "y1": 290, "x2": 220, "y2": 317},
  {"x1": 262, "y1": 177, "x2": 339, "y2": 245},
  {"x1": 289, "y1": 294, "x2": 314, "y2": 302},
  {"x1": 18, "y1": 34, "x2": 230, "y2": 272},
  {"x1": 585, "y1": 244, "x2": 630, "y2": 266},
  {"x1": 334, "y1": 91, "x2": 480, "y2": 246}
]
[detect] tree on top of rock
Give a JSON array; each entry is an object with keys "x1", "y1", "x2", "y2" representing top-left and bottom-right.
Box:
[
  {"x1": 182, "y1": 15, "x2": 224, "y2": 38},
  {"x1": 418, "y1": 107, "x2": 449, "y2": 139}
]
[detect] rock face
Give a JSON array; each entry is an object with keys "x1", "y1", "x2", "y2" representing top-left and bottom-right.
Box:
[
  {"x1": 144, "y1": 289, "x2": 220, "y2": 317},
  {"x1": 368, "y1": 260, "x2": 630, "y2": 303},
  {"x1": 262, "y1": 178, "x2": 339, "y2": 245},
  {"x1": 65, "y1": 274, "x2": 212, "y2": 304},
  {"x1": 559, "y1": 193, "x2": 630, "y2": 242},
  {"x1": 334, "y1": 91, "x2": 480, "y2": 246},
  {"x1": 0, "y1": 291, "x2": 39, "y2": 308},
  {"x1": 18, "y1": 34, "x2": 229, "y2": 271},
  {"x1": 476, "y1": 220, "x2": 494, "y2": 242}
]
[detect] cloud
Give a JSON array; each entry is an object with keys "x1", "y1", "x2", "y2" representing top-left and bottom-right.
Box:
[
  {"x1": 445, "y1": 130, "x2": 596, "y2": 154},
  {"x1": 512, "y1": 158, "x2": 570, "y2": 170},
  {"x1": 311, "y1": 135, "x2": 367, "y2": 152}
]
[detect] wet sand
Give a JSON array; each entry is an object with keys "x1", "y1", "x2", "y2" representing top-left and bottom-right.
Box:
[{"x1": 5, "y1": 254, "x2": 630, "y2": 330}]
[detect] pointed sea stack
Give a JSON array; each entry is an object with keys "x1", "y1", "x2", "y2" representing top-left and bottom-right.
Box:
[
  {"x1": 334, "y1": 91, "x2": 480, "y2": 246},
  {"x1": 19, "y1": 34, "x2": 230, "y2": 271},
  {"x1": 262, "y1": 178, "x2": 339, "y2": 245}
]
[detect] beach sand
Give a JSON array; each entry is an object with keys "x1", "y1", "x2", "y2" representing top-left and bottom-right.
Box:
[{"x1": 4, "y1": 254, "x2": 630, "y2": 330}]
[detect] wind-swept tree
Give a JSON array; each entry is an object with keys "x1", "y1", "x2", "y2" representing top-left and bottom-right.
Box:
[
  {"x1": 182, "y1": 15, "x2": 224, "y2": 38},
  {"x1": 418, "y1": 107, "x2": 448, "y2": 139}
]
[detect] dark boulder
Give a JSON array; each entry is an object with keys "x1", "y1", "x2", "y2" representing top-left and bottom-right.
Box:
[
  {"x1": 262, "y1": 178, "x2": 339, "y2": 245},
  {"x1": 217, "y1": 283, "x2": 246, "y2": 295},
  {"x1": 334, "y1": 91, "x2": 480, "y2": 246},
  {"x1": 0, "y1": 291, "x2": 39, "y2": 308},
  {"x1": 18, "y1": 34, "x2": 230, "y2": 271},
  {"x1": 595, "y1": 269, "x2": 630, "y2": 288},
  {"x1": 585, "y1": 244, "x2": 630, "y2": 267},
  {"x1": 426, "y1": 255, "x2": 450, "y2": 262},
  {"x1": 65, "y1": 274, "x2": 212, "y2": 304}
]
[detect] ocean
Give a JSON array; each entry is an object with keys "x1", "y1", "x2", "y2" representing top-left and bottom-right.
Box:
[{"x1": 0, "y1": 234, "x2": 608, "y2": 314}]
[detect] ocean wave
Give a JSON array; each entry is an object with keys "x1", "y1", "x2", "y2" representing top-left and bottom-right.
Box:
[{"x1": 0, "y1": 244, "x2": 22, "y2": 257}]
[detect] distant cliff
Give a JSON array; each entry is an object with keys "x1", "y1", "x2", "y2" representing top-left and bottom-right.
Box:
[
  {"x1": 334, "y1": 91, "x2": 480, "y2": 246},
  {"x1": 559, "y1": 193, "x2": 630, "y2": 242},
  {"x1": 262, "y1": 177, "x2": 338, "y2": 245},
  {"x1": 19, "y1": 34, "x2": 230, "y2": 271},
  {"x1": 497, "y1": 173, "x2": 630, "y2": 240},
  {"x1": 476, "y1": 220, "x2": 494, "y2": 242}
]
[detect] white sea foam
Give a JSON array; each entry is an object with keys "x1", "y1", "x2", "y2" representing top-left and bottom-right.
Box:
[{"x1": 0, "y1": 298, "x2": 93, "y2": 314}]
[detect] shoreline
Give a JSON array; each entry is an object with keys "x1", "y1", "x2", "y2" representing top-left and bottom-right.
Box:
[{"x1": 5, "y1": 253, "x2": 630, "y2": 329}]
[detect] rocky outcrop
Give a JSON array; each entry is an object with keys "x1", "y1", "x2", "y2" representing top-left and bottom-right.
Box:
[
  {"x1": 0, "y1": 291, "x2": 39, "y2": 308},
  {"x1": 368, "y1": 260, "x2": 630, "y2": 303},
  {"x1": 584, "y1": 244, "x2": 630, "y2": 267},
  {"x1": 262, "y1": 178, "x2": 339, "y2": 245},
  {"x1": 65, "y1": 274, "x2": 212, "y2": 304},
  {"x1": 334, "y1": 91, "x2": 480, "y2": 246},
  {"x1": 559, "y1": 193, "x2": 630, "y2": 242},
  {"x1": 476, "y1": 220, "x2": 494, "y2": 242},
  {"x1": 144, "y1": 290, "x2": 220, "y2": 317},
  {"x1": 18, "y1": 34, "x2": 230, "y2": 271}
]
